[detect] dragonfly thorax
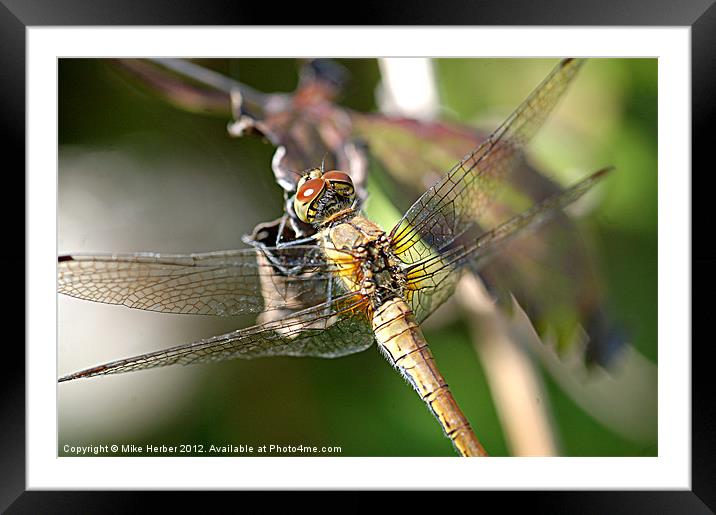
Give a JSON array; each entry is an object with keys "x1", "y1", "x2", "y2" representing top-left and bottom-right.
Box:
[
  {"x1": 360, "y1": 244, "x2": 406, "y2": 307},
  {"x1": 323, "y1": 217, "x2": 406, "y2": 311}
]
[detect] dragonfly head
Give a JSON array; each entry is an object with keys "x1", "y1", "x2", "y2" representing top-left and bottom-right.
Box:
[{"x1": 294, "y1": 168, "x2": 356, "y2": 224}]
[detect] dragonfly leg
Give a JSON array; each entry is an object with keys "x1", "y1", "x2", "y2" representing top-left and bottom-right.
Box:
[
  {"x1": 276, "y1": 235, "x2": 319, "y2": 248},
  {"x1": 274, "y1": 214, "x2": 289, "y2": 246},
  {"x1": 324, "y1": 274, "x2": 334, "y2": 315}
]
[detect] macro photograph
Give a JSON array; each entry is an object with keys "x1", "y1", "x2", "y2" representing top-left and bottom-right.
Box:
[{"x1": 57, "y1": 57, "x2": 657, "y2": 458}]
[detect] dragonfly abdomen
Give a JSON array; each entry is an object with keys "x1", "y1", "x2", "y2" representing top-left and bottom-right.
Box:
[{"x1": 371, "y1": 297, "x2": 487, "y2": 457}]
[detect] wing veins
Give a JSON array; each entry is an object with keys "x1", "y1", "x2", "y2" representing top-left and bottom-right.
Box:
[
  {"x1": 59, "y1": 292, "x2": 373, "y2": 382},
  {"x1": 389, "y1": 59, "x2": 585, "y2": 263}
]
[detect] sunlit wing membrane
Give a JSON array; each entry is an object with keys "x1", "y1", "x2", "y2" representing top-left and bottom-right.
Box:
[
  {"x1": 402, "y1": 168, "x2": 611, "y2": 322},
  {"x1": 58, "y1": 246, "x2": 356, "y2": 317},
  {"x1": 389, "y1": 58, "x2": 585, "y2": 265},
  {"x1": 403, "y1": 247, "x2": 461, "y2": 324},
  {"x1": 59, "y1": 293, "x2": 374, "y2": 381}
]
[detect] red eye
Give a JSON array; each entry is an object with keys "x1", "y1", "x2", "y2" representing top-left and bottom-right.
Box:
[
  {"x1": 297, "y1": 177, "x2": 326, "y2": 202},
  {"x1": 323, "y1": 170, "x2": 353, "y2": 184},
  {"x1": 323, "y1": 170, "x2": 355, "y2": 199}
]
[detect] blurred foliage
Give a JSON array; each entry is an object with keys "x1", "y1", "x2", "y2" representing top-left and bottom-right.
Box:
[
  {"x1": 436, "y1": 59, "x2": 657, "y2": 365},
  {"x1": 58, "y1": 58, "x2": 656, "y2": 457}
]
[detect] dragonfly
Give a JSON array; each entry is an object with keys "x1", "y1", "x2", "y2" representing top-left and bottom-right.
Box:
[
  {"x1": 116, "y1": 57, "x2": 623, "y2": 368},
  {"x1": 58, "y1": 58, "x2": 611, "y2": 456}
]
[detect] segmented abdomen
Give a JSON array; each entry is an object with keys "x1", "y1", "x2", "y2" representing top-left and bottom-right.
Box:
[{"x1": 371, "y1": 297, "x2": 487, "y2": 457}]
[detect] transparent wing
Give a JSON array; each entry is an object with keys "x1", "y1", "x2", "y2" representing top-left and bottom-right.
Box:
[
  {"x1": 59, "y1": 293, "x2": 374, "y2": 381},
  {"x1": 58, "y1": 245, "x2": 356, "y2": 317},
  {"x1": 402, "y1": 168, "x2": 611, "y2": 322},
  {"x1": 389, "y1": 58, "x2": 585, "y2": 264}
]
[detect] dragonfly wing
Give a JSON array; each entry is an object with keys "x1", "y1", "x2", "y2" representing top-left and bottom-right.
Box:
[
  {"x1": 59, "y1": 293, "x2": 374, "y2": 381},
  {"x1": 389, "y1": 58, "x2": 585, "y2": 265},
  {"x1": 403, "y1": 168, "x2": 612, "y2": 323},
  {"x1": 58, "y1": 245, "x2": 353, "y2": 317},
  {"x1": 354, "y1": 61, "x2": 623, "y2": 366}
]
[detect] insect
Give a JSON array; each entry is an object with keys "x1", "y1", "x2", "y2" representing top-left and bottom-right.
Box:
[{"x1": 58, "y1": 58, "x2": 611, "y2": 456}]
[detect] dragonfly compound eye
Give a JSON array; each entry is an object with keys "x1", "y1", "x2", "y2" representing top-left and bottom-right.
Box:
[
  {"x1": 323, "y1": 170, "x2": 355, "y2": 200},
  {"x1": 294, "y1": 177, "x2": 327, "y2": 223}
]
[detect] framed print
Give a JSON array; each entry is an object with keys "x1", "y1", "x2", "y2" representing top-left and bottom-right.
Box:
[
  {"x1": 4, "y1": 0, "x2": 711, "y2": 511},
  {"x1": 52, "y1": 56, "x2": 660, "y2": 463}
]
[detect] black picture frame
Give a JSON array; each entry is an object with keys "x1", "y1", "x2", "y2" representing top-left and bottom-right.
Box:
[{"x1": 4, "y1": 0, "x2": 710, "y2": 511}]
